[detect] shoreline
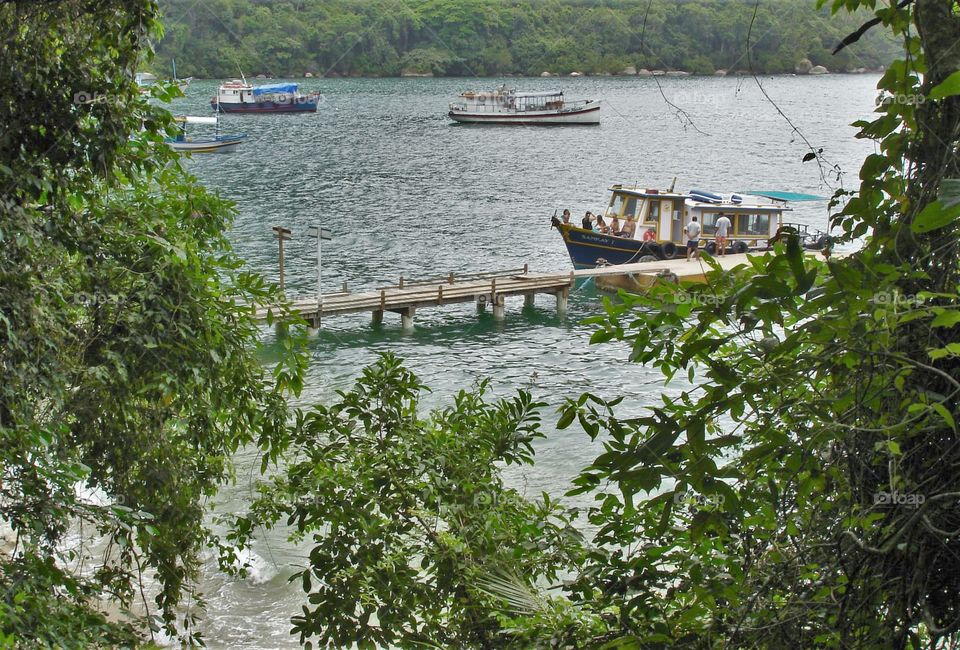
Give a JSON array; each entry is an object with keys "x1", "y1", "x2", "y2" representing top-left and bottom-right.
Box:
[{"x1": 176, "y1": 70, "x2": 884, "y2": 81}]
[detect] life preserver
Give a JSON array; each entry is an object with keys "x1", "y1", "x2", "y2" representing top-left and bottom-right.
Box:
[{"x1": 642, "y1": 229, "x2": 657, "y2": 242}]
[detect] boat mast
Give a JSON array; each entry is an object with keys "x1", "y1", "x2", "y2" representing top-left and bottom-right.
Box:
[{"x1": 172, "y1": 58, "x2": 177, "y2": 82}]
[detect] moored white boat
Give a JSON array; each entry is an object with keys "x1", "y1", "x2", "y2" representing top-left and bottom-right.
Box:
[
  {"x1": 448, "y1": 86, "x2": 600, "y2": 125},
  {"x1": 211, "y1": 78, "x2": 321, "y2": 114},
  {"x1": 165, "y1": 116, "x2": 247, "y2": 154}
]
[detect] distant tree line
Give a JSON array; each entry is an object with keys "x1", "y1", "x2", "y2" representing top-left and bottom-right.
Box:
[{"x1": 155, "y1": 0, "x2": 898, "y2": 78}]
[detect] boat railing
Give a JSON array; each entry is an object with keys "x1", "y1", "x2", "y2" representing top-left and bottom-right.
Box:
[{"x1": 450, "y1": 98, "x2": 595, "y2": 113}]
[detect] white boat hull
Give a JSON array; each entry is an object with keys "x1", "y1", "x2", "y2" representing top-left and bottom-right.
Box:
[
  {"x1": 449, "y1": 101, "x2": 600, "y2": 125},
  {"x1": 165, "y1": 136, "x2": 246, "y2": 154}
]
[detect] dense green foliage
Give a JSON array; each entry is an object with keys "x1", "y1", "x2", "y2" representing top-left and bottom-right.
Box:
[
  {"x1": 0, "y1": 0, "x2": 304, "y2": 644},
  {"x1": 239, "y1": 1, "x2": 960, "y2": 648},
  {"x1": 155, "y1": 0, "x2": 898, "y2": 77},
  {"x1": 234, "y1": 355, "x2": 588, "y2": 648}
]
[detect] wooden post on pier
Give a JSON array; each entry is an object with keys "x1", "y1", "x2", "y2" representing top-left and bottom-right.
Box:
[
  {"x1": 493, "y1": 295, "x2": 506, "y2": 321},
  {"x1": 524, "y1": 293, "x2": 535, "y2": 309},
  {"x1": 272, "y1": 226, "x2": 291, "y2": 292},
  {"x1": 400, "y1": 307, "x2": 415, "y2": 331},
  {"x1": 556, "y1": 286, "x2": 569, "y2": 316}
]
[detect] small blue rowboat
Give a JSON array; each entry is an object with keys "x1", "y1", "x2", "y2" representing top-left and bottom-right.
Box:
[{"x1": 165, "y1": 116, "x2": 247, "y2": 154}]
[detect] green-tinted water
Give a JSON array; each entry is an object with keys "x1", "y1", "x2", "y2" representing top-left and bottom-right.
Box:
[{"x1": 164, "y1": 75, "x2": 877, "y2": 647}]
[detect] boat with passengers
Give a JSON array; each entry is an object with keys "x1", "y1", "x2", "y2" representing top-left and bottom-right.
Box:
[
  {"x1": 448, "y1": 85, "x2": 600, "y2": 125},
  {"x1": 552, "y1": 183, "x2": 828, "y2": 269}
]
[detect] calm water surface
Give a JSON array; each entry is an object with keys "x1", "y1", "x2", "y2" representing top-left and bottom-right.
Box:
[{"x1": 163, "y1": 75, "x2": 878, "y2": 647}]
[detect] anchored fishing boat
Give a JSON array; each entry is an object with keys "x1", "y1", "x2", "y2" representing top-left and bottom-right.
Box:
[
  {"x1": 211, "y1": 78, "x2": 321, "y2": 114},
  {"x1": 164, "y1": 116, "x2": 246, "y2": 154},
  {"x1": 448, "y1": 86, "x2": 600, "y2": 125},
  {"x1": 552, "y1": 183, "x2": 826, "y2": 269}
]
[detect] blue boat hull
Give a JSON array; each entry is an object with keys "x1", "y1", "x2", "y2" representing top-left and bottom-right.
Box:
[{"x1": 553, "y1": 221, "x2": 671, "y2": 269}]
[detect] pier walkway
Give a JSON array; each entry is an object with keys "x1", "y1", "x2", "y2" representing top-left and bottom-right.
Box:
[{"x1": 253, "y1": 252, "x2": 827, "y2": 329}]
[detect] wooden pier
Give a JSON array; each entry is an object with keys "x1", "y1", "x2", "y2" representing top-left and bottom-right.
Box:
[
  {"x1": 253, "y1": 252, "x2": 829, "y2": 329},
  {"x1": 254, "y1": 265, "x2": 574, "y2": 330}
]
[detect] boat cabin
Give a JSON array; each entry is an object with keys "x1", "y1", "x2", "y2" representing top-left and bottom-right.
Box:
[{"x1": 601, "y1": 185, "x2": 787, "y2": 247}]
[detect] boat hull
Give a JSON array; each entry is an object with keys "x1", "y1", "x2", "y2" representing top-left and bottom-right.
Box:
[
  {"x1": 555, "y1": 222, "x2": 666, "y2": 269},
  {"x1": 212, "y1": 98, "x2": 319, "y2": 113},
  {"x1": 165, "y1": 134, "x2": 247, "y2": 154},
  {"x1": 449, "y1": 103, "x2": 600, "y2": 125}
]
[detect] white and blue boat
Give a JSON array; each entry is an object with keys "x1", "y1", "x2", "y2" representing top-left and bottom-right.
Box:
[
  {"x1": 211, "y1": 79, "x2": 321, "y2": 114},
  {"x1": 165, "y1": 116, "x2": 247, "y2": 154},
  {"x1": 552, "y1": 183, "x2": 825, "y2": 269}
]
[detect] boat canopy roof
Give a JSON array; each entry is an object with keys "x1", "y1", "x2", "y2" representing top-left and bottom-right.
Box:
[
  {"x1": 608, "y1": 186, "x2": 687, "y2": 199},
  {"x1": 515, "y1": 90, "x2": 564, "y2": 98},
  {"x1": 175, "y1": 116, "x2": 218, "y2": 124},
  {"x1": 252, "y1": 83, "x2": 299, "y2": 96},
  {"x1": 686, "y1": 200, "x2": 788, "y2": 213},
  {"x1": 746, "y1": 190, "x2": 825, "y2": 202}
]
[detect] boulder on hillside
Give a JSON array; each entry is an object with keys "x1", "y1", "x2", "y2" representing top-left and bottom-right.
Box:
[
  {"x1": 304, "y1": 72, "x2": 314, "y2": 78},
  {"x1": 400, "y1": 69, "x2": 433, "y2": 77},
  {"x1": 809, "y1": 65, "x2": 829, "y2": 75},
  {"x1": 540, "y1": 71, "x2": 552, "y2": 77},
  {"x1": 570, "y1": 71, "x2": 582, "y2": 76},
  {"x1": 714, "y1": 69, "x2": 728, "y2": 76},
  {"x1": 795, "y1": 58, "x2": 813, "y2": 75},
  {"x1": 637, "y1": 68, "x2": 653, "y2": 77},
  {"x1": 666, "y1": 70, "x2": 690, "y2": 77},
  {"x1": 652, "y1": 69, "x2": 666, "y2": 76},
  {"x1": 255, "y1": 74, "x2": 267, "y2": 79},
  {"x1": 621, "y1": 65, "x2": 637, "y2": 75}
]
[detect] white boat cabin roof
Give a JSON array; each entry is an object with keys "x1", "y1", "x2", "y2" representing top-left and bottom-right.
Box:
[{"x1": 607, "y1": 185, "x2": 791, "y2": 213}]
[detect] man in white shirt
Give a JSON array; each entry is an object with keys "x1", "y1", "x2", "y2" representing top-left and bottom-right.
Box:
[
  {"x1": 685, "y1": 217, "x2": 701, "y2": 261},
  {"x1": 714, "y1": 214, "x2": 732, "y2": 256}
]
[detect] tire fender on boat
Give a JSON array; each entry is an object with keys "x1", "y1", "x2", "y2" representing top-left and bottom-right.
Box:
[{"x1": 661, "y1": 241, "x2": 677, "y2": 259}]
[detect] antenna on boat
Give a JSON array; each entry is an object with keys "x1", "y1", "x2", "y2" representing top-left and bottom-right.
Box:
[
  {"x1": 237, "y1": 63, "x2": 247, "y2": 85},
  {"x1": 668, "y1": 176, "x2": 677, "y2": 192}
]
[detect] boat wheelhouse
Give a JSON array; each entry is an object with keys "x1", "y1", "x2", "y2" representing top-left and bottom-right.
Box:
[
  {"x1": 211, "y1": 80, "x2": 321, "y2": 114},
  {"x1": 552, "y1": 184, "x2": 823, "y2": 269},
  {"x1": 448, "y1": 86, "x2": 600, "y2": 125}
]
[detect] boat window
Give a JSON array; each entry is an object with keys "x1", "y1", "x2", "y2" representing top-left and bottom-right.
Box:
[
  {"x1": 623, "y1": 197, "x2": 639, "y2": 220},
  {"x1": 606, "y1": 194, "x2": 624, "y2": 218},
  {"x1": 736, "y1": 213, "x2": 771, "y2": 236},
  {"x1": 700, "y1": 212, "x2": 719, "y2": 235},
  {"x1": 647, "y1": 201, "x2": 659, "y2": 223}
]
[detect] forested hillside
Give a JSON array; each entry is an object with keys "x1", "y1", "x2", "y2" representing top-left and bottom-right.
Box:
[{"x1": 155, "y1": 0, "x2": 897, "y2": 78}]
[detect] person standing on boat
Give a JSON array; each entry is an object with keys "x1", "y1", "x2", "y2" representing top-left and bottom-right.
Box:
[
  {"x1": 714, "y1": 213, "x2": 731, "y2": 256},
  {"x1": 685, "y1": 217, "x2": 701, "y2": 261},
  {"x1": 582, "y1": 212, "x2": 594, "y2": 230},
  {"x1": 561, "y1": 209, "x2": 572, "y2": 226}
]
